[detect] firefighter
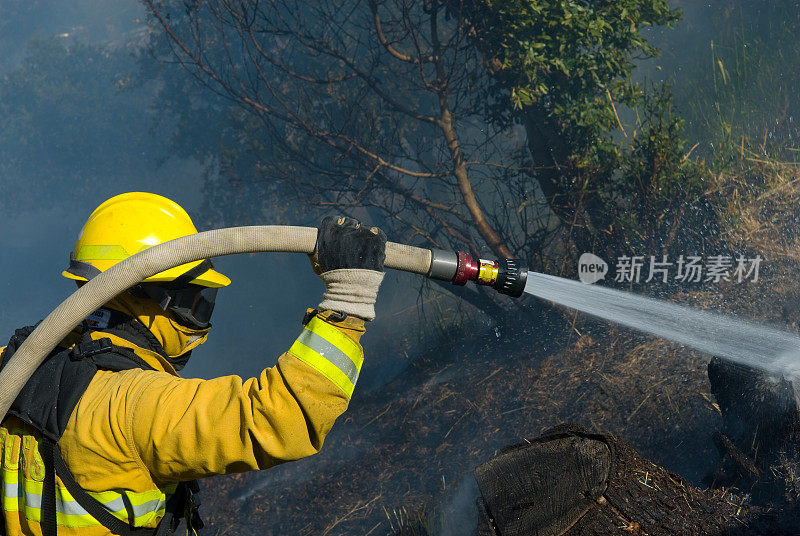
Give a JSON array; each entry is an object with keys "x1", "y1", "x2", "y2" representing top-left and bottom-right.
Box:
[{"x1": 0, "y1": 192, "x2": 386, "y2": 535}]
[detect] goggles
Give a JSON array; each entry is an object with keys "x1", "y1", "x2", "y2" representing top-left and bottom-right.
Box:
[{"x1": 130, "y1": 283, "x2": 218, "y2": 329}]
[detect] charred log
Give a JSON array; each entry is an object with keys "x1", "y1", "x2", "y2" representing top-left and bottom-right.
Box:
[
  {"x1": 474, "y1": 424, "x2": 789, "y2": 536},
  {"x1": 707, "y1": 357, "x2": 800, "y2": 505}
]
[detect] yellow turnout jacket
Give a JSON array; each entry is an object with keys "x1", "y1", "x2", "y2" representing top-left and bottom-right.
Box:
[{"x1": 0, "y1": 299, "x2": 365, "y2": 535}]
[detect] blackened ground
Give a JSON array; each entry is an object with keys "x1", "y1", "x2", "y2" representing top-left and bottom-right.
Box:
[{"x1": 194, "y1": 307, "x2": 723, "y2": 536}]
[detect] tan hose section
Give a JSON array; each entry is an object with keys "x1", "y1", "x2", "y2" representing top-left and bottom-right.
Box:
[{"x1": 0, "y1": 225, "x2": 432, "y2": 421}]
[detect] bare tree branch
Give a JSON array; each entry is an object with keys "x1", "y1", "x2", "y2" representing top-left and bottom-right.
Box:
[
  {"x1": 144, "y1": 0, "x2": 557, "y2": 306},
  {"x1": 369, "y1": 0, "x2": 434, "y2": 64}
]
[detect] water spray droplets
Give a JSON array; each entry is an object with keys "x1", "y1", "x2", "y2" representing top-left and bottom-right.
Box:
[{"x1": 524, "y1": 272, "x2": 800, "y2": 380}]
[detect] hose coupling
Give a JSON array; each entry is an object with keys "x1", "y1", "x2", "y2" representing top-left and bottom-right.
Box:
[{"x1": 427, "y1": 249, "x2": 527, "y2": 298}]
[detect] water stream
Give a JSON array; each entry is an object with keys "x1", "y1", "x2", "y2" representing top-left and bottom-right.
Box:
[{"x1": 524, "y1": 272, "x2": 800, "y2": 378}]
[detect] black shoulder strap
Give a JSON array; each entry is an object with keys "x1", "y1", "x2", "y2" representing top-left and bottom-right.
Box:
[
  {"x1": 40, "y1": 438, "x2": 57, "y2": 536},
  {"x1": 1, "y1": 332, "x2": 156, "y2": 443},
  {"x1": 44, "y1": 439, "x2": 153, "y2": 536},
  {"x1": 71, "y1": 337, "x2": 155, "y2": 373},
  {"x1": 40, "y1": 422, "x2": 201, "y2": 536}
]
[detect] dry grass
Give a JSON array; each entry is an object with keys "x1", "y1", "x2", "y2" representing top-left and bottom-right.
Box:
[
  {"x1": 701, "y1": 151, "x2": 800, "y2": 330},
  {"x1": 710, "y1": 148, "x2": 800, "y2": 269}
]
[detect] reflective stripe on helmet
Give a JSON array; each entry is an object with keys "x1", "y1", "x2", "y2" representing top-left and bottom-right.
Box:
[
  {"x1": 2, "y1": 468, "x2": 171, "y2": 528},
  {"x1": 288, "y1": 316, "x2": 364, "y2": 398},
  {"x1": 74, "y1": 245, "x2": 132, "y2": 261}
]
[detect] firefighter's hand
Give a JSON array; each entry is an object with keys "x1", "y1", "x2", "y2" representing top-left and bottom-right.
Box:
[{"x1": 311, "y1": 216, "x2": 386, "y2": 320}]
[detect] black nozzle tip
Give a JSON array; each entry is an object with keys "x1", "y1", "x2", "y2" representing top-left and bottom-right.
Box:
[{"x1": 493, "y1": 258, "x2": 527, "y2": 298}]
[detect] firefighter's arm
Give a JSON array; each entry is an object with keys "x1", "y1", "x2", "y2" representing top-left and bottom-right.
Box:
[
  {"x1": 128, "y1": 310, "x2": 366, "y2": 483},
  {"x1": 130, "y1": 216, "x2": 385, "y2": 482}
]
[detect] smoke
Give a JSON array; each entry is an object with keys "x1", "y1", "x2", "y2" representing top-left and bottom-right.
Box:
[
  {"x1": 0, "y1": 0, "x2": 356, "y2": 384},
  {"x1": 433, "y1": 472, "x2": 480, "y2": 536},
  {"x1": 231, "y1": 435, "x2": 370, "y2": 502},
  {"x1": 0, "y1": 0, "x2": 147, "y2": 74}
]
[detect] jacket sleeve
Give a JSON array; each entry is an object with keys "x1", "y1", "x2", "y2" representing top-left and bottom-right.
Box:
[{"x1": 128, "y1": 310, "x2": 367, "y2": 483}]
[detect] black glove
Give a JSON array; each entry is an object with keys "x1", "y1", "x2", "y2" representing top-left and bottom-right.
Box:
[
  {"x1": 311, "y1": 216, "x2": 387, "y2": 321},
  {"x1": 314, "y1": 216, "x2": 387, "y2": 273}
]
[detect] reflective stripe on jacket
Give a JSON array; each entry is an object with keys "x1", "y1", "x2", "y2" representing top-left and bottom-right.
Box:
[{"x1": 1, "y1": 427, "x2": 175, "y2": 532}]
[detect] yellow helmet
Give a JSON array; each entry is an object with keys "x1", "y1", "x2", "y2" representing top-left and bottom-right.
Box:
[{"x1": 62, "y1": 192, "x2": 231, "y2": 288}]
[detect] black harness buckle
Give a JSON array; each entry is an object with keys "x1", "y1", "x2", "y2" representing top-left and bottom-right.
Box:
[{"x1": 71, "y1": 338, "x2": 113, "y2": 360}]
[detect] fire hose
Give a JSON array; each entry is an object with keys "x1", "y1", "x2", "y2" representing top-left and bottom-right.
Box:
[{"x1": 0, "y1": 225, "x2": 527, "y2": 421}]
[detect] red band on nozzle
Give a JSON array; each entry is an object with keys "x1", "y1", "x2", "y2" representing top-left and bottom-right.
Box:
[{"x1": 453, "y1": 251, "x2": 479, "y2": 285}]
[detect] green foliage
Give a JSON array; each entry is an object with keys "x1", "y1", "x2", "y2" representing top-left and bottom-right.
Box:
[
  {"x1": 463, "y1": 0, "x2": 679, "y2": 143},
  {"x1": 609, "y1": 86, "x2": 708, "y2": 253},
  {"x1": 458, "y1": 0, "x2": 711, "y2": 263},
  {"x1": 620, "y1": 89, "x2": 698, "y2": 198}
]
